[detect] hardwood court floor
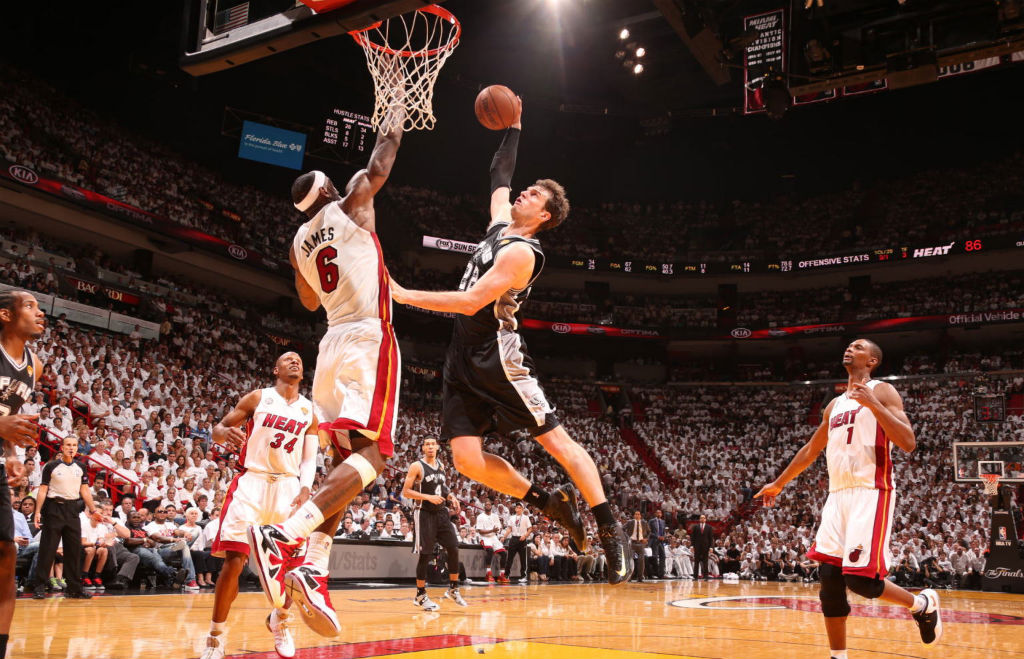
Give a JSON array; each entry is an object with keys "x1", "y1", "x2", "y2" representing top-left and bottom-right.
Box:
[{"x1": 12, "y1": 580, "x2": 1024, "y2": 659}]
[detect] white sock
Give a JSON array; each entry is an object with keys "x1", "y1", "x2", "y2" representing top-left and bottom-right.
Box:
[
  {"x1": 910, "y1": 594, "x2": 926, "y2": 613},
  {"x1": 830, "y1": 650, "x2": 848, "y2": 659},
  {"x1": 210, "y1": 621, "x2": 225, "y2": 636},
  {"x1": 281, "y1": 501, "x2": 325, "y2": 540},
  {"x1": 272, "y1": 607, "x2": 289, "y2": 623},
  {"x1": 305, "y1": 531, "x2": 333, "y2": 570}
]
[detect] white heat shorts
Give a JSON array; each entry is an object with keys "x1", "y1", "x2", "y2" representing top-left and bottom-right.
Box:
[
  {"x1": 212, "y1": 471, "x2": 302, "y2": 557},
  {"x1": 312, "y1": 319, "x2": 400, "y2": 456},
  {"x1": 808, "y1": 486, "x2": 895, "y2": 578}
]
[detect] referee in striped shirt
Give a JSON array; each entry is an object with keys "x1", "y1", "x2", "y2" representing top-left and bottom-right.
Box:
[{"x1": 32, "y1": 436, "x2": 99, "y2": 599}]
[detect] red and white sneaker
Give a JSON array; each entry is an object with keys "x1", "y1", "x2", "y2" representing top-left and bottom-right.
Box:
[
  {"x1": 92, "y1": 577, "x2": 105, "y2": 591},
  {"x1": 248, "y1": 524, "x2": 303, "y2": 609},
  {"x1": 284, "y1": 563, "x2": 341, "y2": 638},
  {"x1": 487, "y1": 574, "x2": 495, "y2": 583}
]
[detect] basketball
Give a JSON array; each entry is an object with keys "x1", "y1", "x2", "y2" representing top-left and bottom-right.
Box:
[{"x1": 475, "y1": 85, "x2": 519, "y2": 130}]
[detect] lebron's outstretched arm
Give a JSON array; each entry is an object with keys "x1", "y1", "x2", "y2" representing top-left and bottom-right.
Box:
[{"x1": 755, "y1": 399, "x2": 835, "y2": 506}]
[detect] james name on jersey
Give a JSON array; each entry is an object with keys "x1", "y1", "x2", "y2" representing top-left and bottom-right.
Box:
[{"x1": 298, "y1": 226, "x2": 336, "y2": 258}]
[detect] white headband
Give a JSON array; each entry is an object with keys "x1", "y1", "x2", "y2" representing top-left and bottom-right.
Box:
[{"x1": 294, "y1": 170, "x2": 326, "y2": 212}]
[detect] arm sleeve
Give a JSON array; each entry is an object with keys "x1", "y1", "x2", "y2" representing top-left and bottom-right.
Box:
[
  {"x1": 298, "y1": 431, "x2": 318, "y2": 490},
  {"x1": 489, "y1": 128, "x2": 521, "y2": 193}
]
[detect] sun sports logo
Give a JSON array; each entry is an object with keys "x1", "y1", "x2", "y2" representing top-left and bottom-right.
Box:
[
  {"x1": 423, "y1": 236, "x2": 476, "y2": 254},
  {"x1": 7, "y1": 165, "x2": 39, "y2": 185}
]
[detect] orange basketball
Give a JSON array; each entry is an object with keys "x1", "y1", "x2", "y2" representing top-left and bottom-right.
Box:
[{"x1": 475, "y1": 84, "x2": 519, "y2": 130}]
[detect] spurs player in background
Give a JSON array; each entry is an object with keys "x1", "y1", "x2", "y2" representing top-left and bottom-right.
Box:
[
  {"x1": 391, "y1": 99, "x2": 633, "y2": 585},
  {"x1": 249, "y1": 104, "x2": 404, "y2": 638},
  {"x1": 201, "y1": 352, "x2": 318, "y2": 659},
  {"x1": 756, "y1": 338, "x2": 942, "y2": 658},
  {"x1": 0, "y1": 291, "x2": 44, "y2": 659},
  {"x1": 401, "y1": 437, "x2": 467, "y2": 611}
]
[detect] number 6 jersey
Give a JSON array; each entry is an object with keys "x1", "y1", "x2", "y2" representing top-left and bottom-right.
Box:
[
  {"x1": 240, "y1": 388, "x2": 314, "y2": 475},
  {"x1": 292, "y1": 201, "x2": 392, "y2": 327}
]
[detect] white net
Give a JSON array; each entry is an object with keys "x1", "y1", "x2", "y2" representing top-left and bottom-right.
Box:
[
  {"x1": 351, "y1": 5, "x2": 460, "y2": 134},
  {"x1": 982, "y1": 474, "x2": 1001, "y2": 496}
]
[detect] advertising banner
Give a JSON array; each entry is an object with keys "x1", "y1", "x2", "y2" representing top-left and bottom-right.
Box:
[
  {"x1": 238, "y1": 120, "x2": 307, "y2": 170},
  {"x1": 325, "y1": 541, "x2": 495, "y2": 580},
  {"x1": 521, "y1": 319, "x2": 662, "y2": 339},
  {"x1": 65, "y1": 275, "x2": 141, "y2": 305},
  {"x1": 724, "y1": 308, "x2": 1024, "y2": 340},
  {"x1": 0, "y1": 160, "x2": 288, "y2": 274}
]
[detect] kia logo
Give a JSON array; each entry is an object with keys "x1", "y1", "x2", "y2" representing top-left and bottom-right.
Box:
[
  {"x1": 731, "y1": 328, "x2": 752, "y2": 339},
  {"x1": 228, "y1": 244, "x2": 248, "y2": 260},
  {"x1": 551, "y1": 323, "x2": 571, "y2": 334},
  {"x1": 8, "y1": 165, "x2": 39, "y2": 185},
  {"x1": 436, "y1": 239, "x2": 452, "y2": 250}
]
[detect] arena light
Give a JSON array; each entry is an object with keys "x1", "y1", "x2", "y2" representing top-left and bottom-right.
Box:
[
  {"x1": 633, "y1": 63, "x2": 644, "y2": 74},
  {"x1": 636, "y1": 47, "x2": 646, "y2": 58},
  {"x1": 619, "y1": 28, "x2": 630, "y2": 40}
]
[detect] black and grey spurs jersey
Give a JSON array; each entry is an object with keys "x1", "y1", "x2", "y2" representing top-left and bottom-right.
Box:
[
  {"x1": 0, "y1": 345, "x2": 35, "y2": 417},
  {"x1": 453, "y1": 221, "x2": 545, "y2": 343},
  {"x1": 413, "y1": 458, "x2": 449, "y2": 510}
]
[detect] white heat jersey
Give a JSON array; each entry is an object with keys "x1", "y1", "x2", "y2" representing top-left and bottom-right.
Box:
[
  {"x1": 826, "y1": 380, "x2": 893, "y2": 493},
  {"x1": 240, "y1": 388, "x2": 314, "y2": 475},
  {"x1": 292, "y1": 201, "x2": 391, "y2": 327}
]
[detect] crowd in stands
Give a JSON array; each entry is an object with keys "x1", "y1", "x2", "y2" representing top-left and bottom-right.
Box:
[
  {"x1": 2, "y1": 60, "x2": 1023, "y2": 591},
  {"x1": 3, "y1": 61, "x2": 1023, "y2": 270}
]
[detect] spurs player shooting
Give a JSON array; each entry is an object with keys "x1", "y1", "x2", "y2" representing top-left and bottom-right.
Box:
[
  {"x1": 756, "y1": 339, "x2": 942, "y2": 656},
  {"x1": 402, "y1": 437, "x2": 467, "y2": 610},
  {"x1": 0, "y1": 290, "x2": 44, "y2": 659},
  {"x1": 390, "y1": 99, "x2": 633, "y2": 585},
  {"x1": 249, "y1": 103, "x2": 405, "y2": 639},
  {"x1": 201, "y1": 352, "x2": 318, "y2": 659}
]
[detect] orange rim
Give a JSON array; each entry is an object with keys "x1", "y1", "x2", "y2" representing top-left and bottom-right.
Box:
[{"x1": 349, "y1": 4, "x2": 460, "y2": 58}]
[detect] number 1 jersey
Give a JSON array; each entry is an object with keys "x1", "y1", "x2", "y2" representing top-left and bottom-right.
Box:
[
  {"x1": 292, "y1": 201, "x2": 392, "y2": 327},
  {"x1": 240, "y1": 388, "x2": 314, "y2": 475}
]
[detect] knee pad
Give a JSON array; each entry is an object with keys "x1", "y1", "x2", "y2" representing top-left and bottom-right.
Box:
[
  {"x1": 818, "y1": 563, "x2": 851, "y2": 618},
  {"x1": 845, "y1": 574, "x2": 885, "y2": 599}
]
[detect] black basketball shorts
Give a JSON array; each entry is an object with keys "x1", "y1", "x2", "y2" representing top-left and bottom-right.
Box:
[
  {"x1": 0, "y1": 464, "x2": 13, "y2": 543},
  {"x1": 441, "y1": 333, "x2": 560, "y2": 441},
  {"x1": 413, "y1": 506, "x2": 459, "y2": 554}
]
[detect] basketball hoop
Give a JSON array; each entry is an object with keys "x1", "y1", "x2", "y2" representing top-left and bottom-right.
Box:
[
  {"x1": 350, "y1": 4, "x2": 460, "y2": 134},
  {"x1": 981, "y1": 473, "x2": 1002, "y2": 496}
]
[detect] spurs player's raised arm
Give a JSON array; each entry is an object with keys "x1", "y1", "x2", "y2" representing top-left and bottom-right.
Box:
[
  {"x1": 391, "y1": 241, "x2": 534, "y2": 316},
  {"x1": 848, "y1": 379, "x2": 915, "y2": 452},
  {"x1": 212, "y1": 389, "x2": 262, "y2": 452},
  {"x1": 755, "y1": 397, "x2": 838, "y2": 507},
  {"x1": 341, "y1": 101, "x2": 407, "y2": 233},
  {"x1": 488, "y1": 98, "x2": 523, "y2": 230}
]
